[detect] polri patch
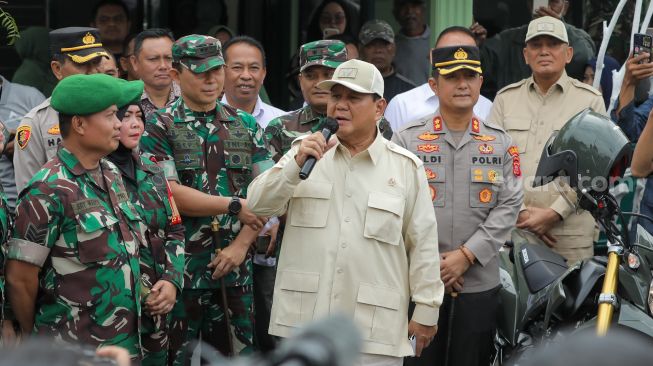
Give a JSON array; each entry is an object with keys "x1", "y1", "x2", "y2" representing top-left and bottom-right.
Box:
[
  {"x1": 479, "y1": 188, "x2": 493, "y2": 203},
  {"x1": 16, "y1": 125, "x2": 31, "y2": 150}
]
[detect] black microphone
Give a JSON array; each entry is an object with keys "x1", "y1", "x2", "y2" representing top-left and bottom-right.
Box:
[{"x1": 299, "y1": 117, "x2": 339, "y2": 180}]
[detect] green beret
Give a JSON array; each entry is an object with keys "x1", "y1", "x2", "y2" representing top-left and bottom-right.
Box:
[
  {"x1": 51, "y1": 73, "x2": 123, "y2": 115},
  {"x1": 116, "y1": 79, "x2": 144, "y2": 108}
]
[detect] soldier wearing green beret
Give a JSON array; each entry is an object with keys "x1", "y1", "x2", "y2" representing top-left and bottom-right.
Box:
[
  {"x1": 106, "y1": 79, "x2": 185, "y2": 365},
  {"x1": 6, "y1": 73, "x2": 144, "y2": 359},
  {"x1": 140, "y1": 35, "x2": 273, "y2": 362}
]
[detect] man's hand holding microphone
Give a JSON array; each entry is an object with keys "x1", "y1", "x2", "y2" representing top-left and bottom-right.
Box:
[{"x1": 296, "y1": 118, "x2": 339, "y2": 179}]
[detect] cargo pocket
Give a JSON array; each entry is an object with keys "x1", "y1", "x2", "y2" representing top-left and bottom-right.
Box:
[
  {"x1": 354, "y1": 283, "x2": 401, "y2": 345},
  {"x1": 425, "y1": 165, "x2": 445, "y2": 208},
  {"x1": 275, "y1": 270, "x2": 320, "y2": 327},
  {"x1": 289, "y1": 181, "x2": 333, "y2": 228},
  {"x1": 364, "y1": 191, "x2": 404, "y2": 245},
  {"x1": 504, "y1": 118, "x2": 531, "y2": 153},
  {"x1": 76, "y1": 211, "x2": 119, "y2": 264}
]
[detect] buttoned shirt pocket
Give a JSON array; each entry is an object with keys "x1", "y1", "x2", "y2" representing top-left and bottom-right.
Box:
[
  {"x1": 504, "y1": 118, "x2": 531, "y2": 153},
  {"x1": 75, "y1": 210, "x2": 119, "y2": 264},
  {"x1": 289, "y1": 181, "x2": 333, "y2": 228},
  {"x1": 364, "y1": 191, "x2": 405, "y2": 246},
  {"x1": 275, "y1": 270, "x2": 320, "y2": 327},
  {"x1": 171, "y1": 125, "x2": 203, "y2": 170},
  {"x1": 470, "y1": 167, "x2": 501, "y2": 208},
  {"x1": 354, "y1": 283, "x2": 401, "y2": 345},
  {"x1": 425, "y1": 166, "x2": 445, "y2": 208}
]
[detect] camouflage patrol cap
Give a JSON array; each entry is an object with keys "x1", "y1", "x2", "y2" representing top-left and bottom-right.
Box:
[
  {"x1": 299, "y1": 40, "x2": 348, "y2": 72},
  {"x1": 172, "y1": 34, "x2": 225, "y2": 73},
  {"x1": 359, "y1": 19, "x2": 395, "y2": 46}
]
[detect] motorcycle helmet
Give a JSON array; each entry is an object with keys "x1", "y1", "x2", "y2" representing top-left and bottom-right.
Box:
[{"x1": 533, "y1": 108, "x2": 632, "y2": 198}]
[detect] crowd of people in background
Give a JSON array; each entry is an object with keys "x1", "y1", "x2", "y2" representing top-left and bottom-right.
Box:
[{"x1": 0, "y1": 0, "x2": 651, "y2": 365}]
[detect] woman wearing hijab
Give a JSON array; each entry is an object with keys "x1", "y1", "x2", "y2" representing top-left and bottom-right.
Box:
[{"x1": 107, "y1": 79, "x2": 184, "y2": 365}]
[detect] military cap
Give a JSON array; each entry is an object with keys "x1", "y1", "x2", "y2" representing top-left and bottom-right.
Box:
[
  {"x1": 318, "y1": 59, "x2": 384, "y2": 97},
  {"x1": 51, "y1": 74, "x2": 124, "y2": 115},
  {"x1": 116, "y1": 79, "x2": 145, "y2": 108},
  {"x1": 431, "y1": 45, "x2": 483, "y2": 75},
  {"x1": 359, "y1": 19, "x2": 395, "y2": 46},
  {"x1": 49, "y1": 27, "x2": 109, "y2": 64},
  {"x1": 299, "y1": 40, "x2": 348, "y2": 72},
  {"x1": 172, "y1": 34, "x2": 224, "y2": 73},
  {"x1": 525, "y1": 16, "x2": 569, "y2": 43}
]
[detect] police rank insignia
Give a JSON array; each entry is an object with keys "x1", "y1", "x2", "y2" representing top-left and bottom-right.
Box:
[
  {"x1": 471, "y1": 118, "x2": 480, "y2": 133},
  {"x1": 488, "y1": 169, "x2": 498, "y2": 183},
  {"x1": 479, "y1": 188, "x2": 493, "y2": 203},
  {"x1": 16, "y1": 125, "x2": 31, "y2": 150},
  {"x1": 478, "y1": 144, "x2": 494, "y2": 154},
  {"x1": 47, "y1": 124, "x2": 61, "y2": 135},
  {"x1": 417, "y1": 144, "x2": 440, "y2": 153},
  {"x1": 82, "y1": 32, "x2": 96, "y2": 44},
  {"x1": 473, "y1": 168, "x2": 483, "y2": 182},
  {"x1": 508, "y1": 146, "x2": 521, "y2": 177},
  {"x1": 454, "y1": 48, "x2": 468, "y2": 60},
  {"x1": 472, "y1": 135, "x2": 496, "y2": 142},
  {"x1": 425, "y1": 167, "x2": 437, "y2": 180},
  {"x1": 433, "y1": 116, "x2": 443, "y2": 131},
  {"x1": 418, "y1": 132, "x2": 440, "y2": 141},
  {"x1": 429, "y1": 185, "x2": 436, "y2": 201}
]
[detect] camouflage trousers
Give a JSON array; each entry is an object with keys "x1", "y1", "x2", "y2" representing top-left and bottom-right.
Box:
[
  {"x1": 167, "y1": 285, "x2": 254, "y2": 365},
  {"x1": 141, "y1": 312, "x2": 171, "y2": 366}
]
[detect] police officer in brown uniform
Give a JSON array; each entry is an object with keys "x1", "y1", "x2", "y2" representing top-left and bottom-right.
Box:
[{"x1": 393, "y1": 45, "x2": 523, "y2": 366}]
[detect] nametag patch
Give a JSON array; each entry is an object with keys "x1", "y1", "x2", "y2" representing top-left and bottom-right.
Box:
[
  {"x1": 337, "y1": 68, "x2": 358, "y2": 78},
  {"x1": 71, "y1": 199, "x2": 103, "y2": 215}
]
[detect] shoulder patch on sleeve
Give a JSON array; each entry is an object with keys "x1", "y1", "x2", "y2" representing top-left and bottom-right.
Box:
[
  {"x1": 496, "y1": 79, "x2": 527, "y2": 96},
  {"x1": 570, "y1": 78, "x2": 602, "y2": 96},
  {"x1": 386, "y1": 140, "x2": 422, "y2": 167}
]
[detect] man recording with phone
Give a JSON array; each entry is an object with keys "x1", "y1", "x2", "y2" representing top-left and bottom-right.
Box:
[
  {"x1": 246, "y1": 59, "x2": 443, "y2": 365},
  {"x1": 612, "y1": 43, "x2": 653, "y2": 236}
]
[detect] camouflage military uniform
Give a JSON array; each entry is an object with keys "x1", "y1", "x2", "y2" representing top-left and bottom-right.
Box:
[
  {"x1": 266, "y1": 107, "x2": 393, "y2": 162},
  {"x1": 141, "y1": 97, "x2": 273, "y2": 360},
  {"x1": 116, "y1": 153, "x2": 185, "y2": 366},
  {"x1": 7, "y1": 148, "x2": 143, "y2": 357},
  {"x1": 266, "y1": 39, "x2": 392, "y2": 162},
  {"x1": 584, "y1": 0, "x2": 634, "y2": 63}
]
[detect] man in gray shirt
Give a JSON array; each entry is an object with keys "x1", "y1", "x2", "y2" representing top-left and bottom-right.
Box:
[
  {"x1": 0, "y1": 75, "x2": 45, "y2": 211},
  {"x1": 393, "y1": 0, "x2": 431, "y2": 85}
]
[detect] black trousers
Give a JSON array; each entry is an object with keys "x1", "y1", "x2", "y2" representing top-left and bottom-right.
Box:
[
  {"x1": 253, "y1": 263, "x2": 277, "y2": 352},
  {"x1": 405, "y1": 286, "x2": 500, "y2": 366}
]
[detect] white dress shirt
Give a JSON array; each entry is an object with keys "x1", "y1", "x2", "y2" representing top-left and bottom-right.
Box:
[
  {"x1": 384, "y1": 83, "x2": 494, "y2": 131},
  {"x1": 221, "y1": 95, "x2": 286, "y2": 129}
]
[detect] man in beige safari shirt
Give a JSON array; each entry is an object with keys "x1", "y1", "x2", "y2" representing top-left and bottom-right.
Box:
[
  {"x1": 488, "y1": 16, "x2": 606, "y2": 263},
  {"x1": 247, "y1": 59, "x2": 443, "y2": 365}
]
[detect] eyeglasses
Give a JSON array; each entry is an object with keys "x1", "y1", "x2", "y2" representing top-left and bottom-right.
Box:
[{"x1": 320, "y1": 13, "x2": 346, "y2": 25}]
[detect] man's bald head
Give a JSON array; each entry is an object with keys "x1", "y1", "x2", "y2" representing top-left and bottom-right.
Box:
[{"x1": 434, "y1": 26, "x2": 476, "y2": 48}]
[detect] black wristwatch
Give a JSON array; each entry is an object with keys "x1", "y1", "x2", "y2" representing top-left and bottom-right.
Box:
[{"x1": 228, "y1": 196, "x2": 242, "y2": 216}]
